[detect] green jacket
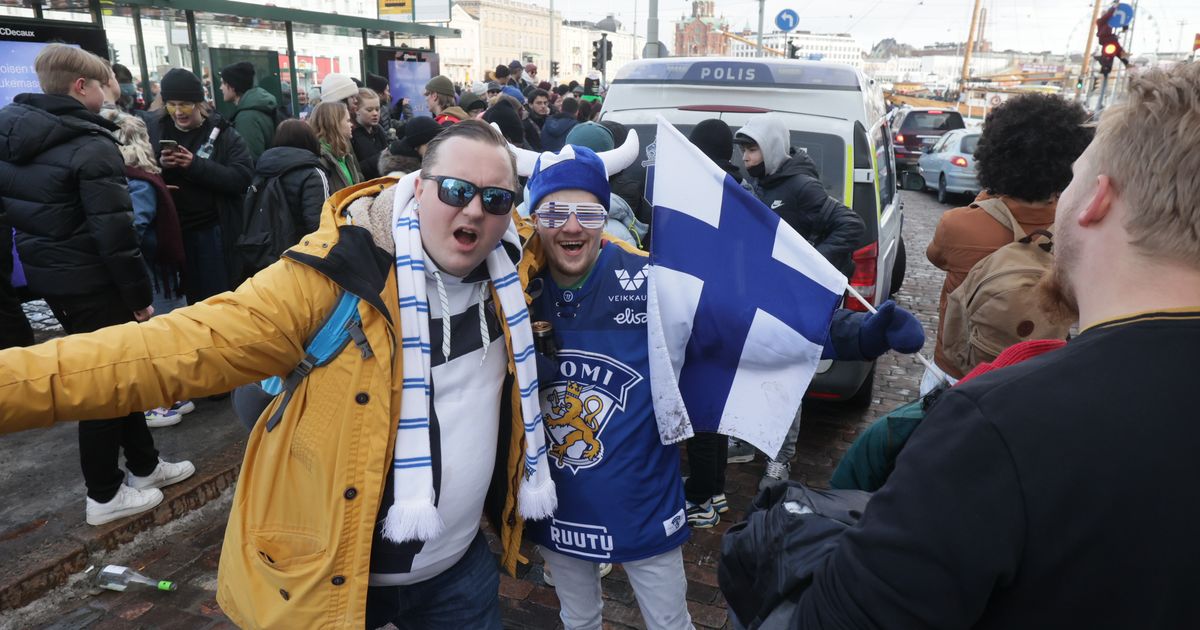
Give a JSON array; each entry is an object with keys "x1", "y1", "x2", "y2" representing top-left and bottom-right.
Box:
[{"x1": 232, "y1": 87, "x2": 277, "y2": 161}]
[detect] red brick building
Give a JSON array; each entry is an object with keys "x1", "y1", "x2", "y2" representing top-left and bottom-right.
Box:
[{"x1": 673, "y1": 0, "x2": 729, "y2": 57}]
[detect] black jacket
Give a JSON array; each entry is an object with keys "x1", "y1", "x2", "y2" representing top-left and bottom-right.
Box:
[
  {"x1": 768, "y1": 313, "x2": 1200, "y2": 630},
  {"x1": 254, "y1": 146, "x2": 330, "y2": 239},
  {"x1": 748, "y1": 151, "x2": 864, "y2": 277},
  {"x1": 0, "y1": 94, "x2": 151, "y2": 310},
  {"x1": 351, "y1": 123, "x2": 389, "y2": 181},
  {"x1": 540, "y1": 114, "x2": 577, "y2": 153}
]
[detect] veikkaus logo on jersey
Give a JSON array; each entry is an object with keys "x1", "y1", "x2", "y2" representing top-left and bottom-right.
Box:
[{"x1": 614, "y1": 266, "x2": 647, "y2": 291}]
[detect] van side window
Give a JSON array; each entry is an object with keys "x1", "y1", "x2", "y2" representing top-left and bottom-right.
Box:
[{"x1": 873, "y1": 123, "x2": 896, "y2": 210}]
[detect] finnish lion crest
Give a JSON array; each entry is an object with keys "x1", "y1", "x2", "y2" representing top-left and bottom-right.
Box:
[
  {"x1": 546, "y1": 382, "x2": 605, "y2": 464},
  {"x1": 540, "y1": 350, "x2": 642, "y2": 472}
]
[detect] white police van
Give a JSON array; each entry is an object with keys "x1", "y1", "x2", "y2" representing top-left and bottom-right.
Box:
[{"x1": 600, "y1": 57, "x2": 904, "y2": 404}]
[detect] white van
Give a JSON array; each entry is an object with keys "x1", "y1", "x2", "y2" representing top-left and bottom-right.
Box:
[{"x1": 601, "y1": 57, "x2": 905, "y2": 404}]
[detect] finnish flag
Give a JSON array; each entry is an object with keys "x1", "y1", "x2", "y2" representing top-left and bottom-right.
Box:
[{"x1": 647, "y1": 116, "x2": 847, "y2": 459}]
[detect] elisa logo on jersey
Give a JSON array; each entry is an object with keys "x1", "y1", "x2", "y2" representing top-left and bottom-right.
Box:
[
  {"x1": 541, "y1": 350, "x2": 643, "y2": 472},
  {"x1": 615, "y1": 266, "x2": 647, "y2": 291}
]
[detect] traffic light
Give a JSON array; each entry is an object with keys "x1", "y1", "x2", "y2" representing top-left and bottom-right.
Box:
[
  {"x1": 551, "y1": 61, "x2": 560, "y2": 78},
  {"x1": 1075, "y1": 77, "x2": 1084, "y2": 90},
  {"x1": 786, "y1": 42, "x2": 799, "y2": 59},
  {"x1": 605, "y1": 39, "x2": 613, "y2": 62},
  {"x1": 592, "y1": 39, "x2": 603, "y2": 71}
]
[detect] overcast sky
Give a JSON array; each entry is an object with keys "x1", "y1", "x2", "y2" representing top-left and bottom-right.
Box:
[{"x1": 538, "y1": 0, "x2": 1200, "y2": 57}]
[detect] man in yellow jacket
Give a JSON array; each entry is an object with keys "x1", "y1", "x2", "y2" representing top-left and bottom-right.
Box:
[{"x1": 0, "y1": 120, "x2": 559, "y2": 629}]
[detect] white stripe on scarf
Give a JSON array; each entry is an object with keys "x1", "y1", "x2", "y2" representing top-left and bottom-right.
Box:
[{"x1": 383, "y1": 171, "x2": 556, "y2": 543}]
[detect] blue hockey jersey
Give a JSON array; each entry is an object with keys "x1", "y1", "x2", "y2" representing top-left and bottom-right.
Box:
[{"x1": 526, "y1": 242, "x2": 690, "y2": 563}]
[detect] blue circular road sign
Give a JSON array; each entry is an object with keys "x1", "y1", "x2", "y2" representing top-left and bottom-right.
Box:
[
  {"x1": 1108, "y1": 3, "x2": 1134, "y2": 29},
  {"x1": 775, "y1": 9, "x2": 799, "y2": 33}
]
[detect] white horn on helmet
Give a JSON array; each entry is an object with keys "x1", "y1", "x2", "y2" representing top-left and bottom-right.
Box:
[{"x1": 596, "y1": 129, "x2": 639, "y2": 177}]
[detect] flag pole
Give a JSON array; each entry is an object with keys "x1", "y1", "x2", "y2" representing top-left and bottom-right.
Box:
[{"x1": 844, "y1": 284, "x2": 944, "y2": 379}]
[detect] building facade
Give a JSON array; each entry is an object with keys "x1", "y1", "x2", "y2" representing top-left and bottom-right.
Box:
[
  {"x1": 673, "y1": 0, "x2": 729, "y2": 57},
  {"x1": 728, "y1": 31, "x2": 863, "y2": 69}
]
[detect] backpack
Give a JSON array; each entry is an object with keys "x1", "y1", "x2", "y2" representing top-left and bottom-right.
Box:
[
  {"x1": 230, "y1": 291, "x2": 370, "y2": 432},
  {"x1": 234, "y1": 166, "x2": 329, "y2": 276},
  {"x1": 940, "y1": 198, "x2": 1071, "y2": 376}
]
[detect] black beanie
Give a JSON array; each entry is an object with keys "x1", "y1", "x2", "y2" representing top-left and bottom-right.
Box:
[
  {"x1": 689, "y1": 119, "x2": 735, "y2": 163},
  {"x1": 219, "y1": 62, "x2": 255, "y2": 95},
  {"x1": 483, "y1": 100, "x2": 524, "y2": 145},
  {"x1": 392, "y1": 116, "x2": 443, "y2": 158},
  {"x1": 366, "y1": 73, "x2": 389, "y2": 94},
  {"x1": 160, "y1": 68, "x2": 206, "y2": 103}
]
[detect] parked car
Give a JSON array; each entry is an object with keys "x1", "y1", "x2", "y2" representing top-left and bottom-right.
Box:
[
  {"x1": 891, "y1": 107, "x2": 966, "y2": 190},
  {"x1": 918, "y1": 128, "x2": 981, "y2": 204},
  {"x1": 601, "y1": 57, "x2": 904, "y2": 404}
]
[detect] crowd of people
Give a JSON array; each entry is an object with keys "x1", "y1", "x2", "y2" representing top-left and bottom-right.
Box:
[{"x1": 2, "y1": 40, "x2": 1199, "y2": 630}]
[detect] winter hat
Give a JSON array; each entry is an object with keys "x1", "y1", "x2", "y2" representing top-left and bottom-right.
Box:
[
  {"x1": 424, "y1": 75, "x2": 455, "y2": 99},
  {"x1": 525, "y1": 63, "x2": 538, "y2": 75},
  {"x1": 538, "y1": 81, "x2": 552, "y2": 91},
  {"x1": 565, "y1": 122, "x2": 615, "y2": 153},
  {"x1": 571, "y1": 85, "x2": 584, "y2": 95},
  {"x1": 526, "y1": 145, "x2": 612, "y2": 212},
  {"x1": 459, "y1": 91, "x2": 486, "y2": 115},
  {"x1": 392, "y1": 115, "x2": 443, "y2": 158},
  {"x1": 320, "y1": 73, "x2": 358, "y2": 103},
  {"x1": 486, "y1": 81, "x2": 502, "y2": 94},
  {"x1": 500, "y1": 85, "x2": 526, "y2": 104},
  {"x1": 599, "y1": 120, "x2": 629, "y2": 147},
  {"x1": 509, "y1": 60, "x2": 524, "y2": 71},
  {"x1": 471, "y1": 80, "x2": 488, "y2": 95},
  {"x1": 494, "y1": 64, "x2": 511, "y2": 80},
  {"x1": 689, "y1": 119, "x2": 735, "y2": 163},
  {"x1": 483, "y1": 100, "x2": 524, "y2": 145},
  {"x1": 219, "y1": 62, "x2": 255, "y2": 95},
  {"x1": 160, "y1": 68, "x2": 205, "y2": 103},
  {"x1": 366, "y1": 72, "x2": 389, "y2": 95}
]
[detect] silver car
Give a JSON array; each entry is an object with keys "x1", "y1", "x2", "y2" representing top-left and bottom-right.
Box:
[{"x1": 918, "y1": 129, "x2": 981, "y2": 204}]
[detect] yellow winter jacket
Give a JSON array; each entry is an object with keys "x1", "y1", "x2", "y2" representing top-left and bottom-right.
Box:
[{"x1": 0, "y1": 179, "x2": 533, "y2": 628}]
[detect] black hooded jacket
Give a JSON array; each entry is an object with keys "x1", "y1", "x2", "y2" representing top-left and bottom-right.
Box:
[
  {"x1": 540, "y1": 113, "x2": 578, "y2": 153},
  {"x1": 748, "y1": 151, "x2": 864, "y2": 277},
  {"x1": 253, "y1": 146, "x2": 330, "y2": 240},
  {"x1": 0, "y1": 93, "x2": 151, "y2": 310}
]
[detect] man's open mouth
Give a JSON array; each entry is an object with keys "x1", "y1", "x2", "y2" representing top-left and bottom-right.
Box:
[
  {"x1": 454, "y1": 227, "x2": 478, "y2": 245},
  {"x1": 560, "y1": 240, "x2": 584, "y2": 253}
]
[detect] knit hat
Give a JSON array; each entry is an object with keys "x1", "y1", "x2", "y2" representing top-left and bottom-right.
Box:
[
  {"x1": 565, "y1": 122, "x2": 615, "y2": 153},
  {"x1": 392, "y1": 115, "x2": 443, "y2": 158},
  {"x1": 509, "y1": 60, "x2": 524, "y2": 70},
  {"x1": 219, "y1": 62, "x2": 255, "y2": 95},
  {"x1": 486, "y1": 81, "x2": 502, "y2": 94},
  {"x1": 160, "y1": 68, "x2": 205, "y2": 103},
  {"x1": 538, "y1": 81, "x2": 552, "y2": 91},
  {"x1": 320, "y1": 73, "x2": 358, "y2": 103},
  {"x1": 459, "y1": 91, "x2": 486, "y2": 115},
  {"x1": 500, "y1": 85, "x2": 526, "y2": 104},
  {"x1": 366, "y1": 72, "x2": 389, "y2": 94},
  {"x1": 471, "y1": 80, "x2": 487, "y2": 95},
  {"x1": 424, "y1": 75, "x2": 455, "y2": 99},
  {"x1": 494, "y1": 64, "x2": 511, "y2": 79},
  {"x1": 526, "y1": 145, "x2": 612, "y2": 212},
  {"x1": 689, "y1": 119, "x2": 735, "y2": 163},
  {"x1": 525, "y1": 63, "x2": 537, "y2": 75},
  {"x1": 483, "y1": 100, "x2": 524, "y2": 146}
]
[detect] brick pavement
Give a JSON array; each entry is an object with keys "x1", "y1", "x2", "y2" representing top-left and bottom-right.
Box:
[{"x1": 0, "y1": 190, "x2": 955, "y2": 629}]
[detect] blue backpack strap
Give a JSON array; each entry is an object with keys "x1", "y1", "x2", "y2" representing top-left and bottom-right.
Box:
[{"x1": 264, "y1": 291, "x2": 365, "y2": 432}]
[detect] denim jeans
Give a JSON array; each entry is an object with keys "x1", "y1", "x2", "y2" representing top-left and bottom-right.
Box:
[
  {"x1": 181, "y1": 224, "x2": 229, "y2": 304},
  {"x1": 364, "y1": 531, "x2": 502, "y2": 630}
]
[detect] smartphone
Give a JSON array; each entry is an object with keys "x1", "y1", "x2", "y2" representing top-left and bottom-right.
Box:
[{"x1": 159, "y1": 140, "x2": 178, "y2": 153}]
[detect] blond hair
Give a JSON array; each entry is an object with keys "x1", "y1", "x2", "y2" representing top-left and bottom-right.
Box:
[
  {"x1": 1093, "y1": 62, "x2": 1200, "y2": 266},
  {"x1": 35, "y1": 43, "x2": 112, "y2": 96},
  {"x1": 101, "y1": 110, "x2": 160, "y2": 174},
  {"x1": 309, "y1": 101, "x2": 351, "y2": 157},
  {"x1": 357, "y1": 87, "x2": 380, "y2": 105}
]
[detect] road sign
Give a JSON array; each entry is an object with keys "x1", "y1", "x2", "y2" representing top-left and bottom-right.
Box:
[
  {"x1": 1107, "y1": 3, "x2": 1134, "y2": 29},
  {"x1": 775, "y1": 9, "x2": 799, "y2": 33}
]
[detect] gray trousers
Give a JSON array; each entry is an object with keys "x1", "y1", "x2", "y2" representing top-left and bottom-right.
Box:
[
  {"x1": 772, "y1": 403, "x2": 804, "y2": 464},
  {"x1": 540, "y1": 546, "x2": 694, "y2": 630}
]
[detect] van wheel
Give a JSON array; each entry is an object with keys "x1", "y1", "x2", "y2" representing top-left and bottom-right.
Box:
[
  {"x1": 846, "y1": 366, "x2": 876, "y2": 409},
  {"x1": 937, "y1": 174, "x2": 950, "y2": 204},
  {"x1": 890, "y1": 238, "x2": 906, "y2": 297}
]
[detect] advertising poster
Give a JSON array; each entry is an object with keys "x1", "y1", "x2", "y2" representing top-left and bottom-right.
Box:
[{"x1": 388, "y1": 59, "x2": 433, "y2": 117}]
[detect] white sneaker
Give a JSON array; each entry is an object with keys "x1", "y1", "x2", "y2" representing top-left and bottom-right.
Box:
[
  {"x1": 86, "y1": 484, "x2": 163, "y2": 525},
  {"x1": 541, "y1": 561, "x2": 613, "y2": 587},
  {"x1": 127, "y1": 459, "x2": 195, "y2": 491},
  {"x1": 170, "y1": 400, "x2": 196, "y2": 415},
  {"x1": 759, "y1": 460, "x2": 791, "y2": 491},
  {"x1": 144, "y1": 407, "x2": 181, "y2": 428},
  {"x1": 727, "y1": 438, "x2": 756, "y2": 464}
]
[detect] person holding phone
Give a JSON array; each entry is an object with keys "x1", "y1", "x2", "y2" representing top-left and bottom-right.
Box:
[{"x1": 151, "y1": 68, "x2": 253, "y2": 299}]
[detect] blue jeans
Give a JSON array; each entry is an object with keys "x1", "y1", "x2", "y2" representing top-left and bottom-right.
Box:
[
  {"x1": 364, "y1": 531, "x2": 502, "y2": 630},
  {"x1": 181, "y1": 224, "x2": 229, "y2": 304}
]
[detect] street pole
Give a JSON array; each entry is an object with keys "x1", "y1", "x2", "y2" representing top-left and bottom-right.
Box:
[
  {"x1": 1076, "y1": 0, "x2": 1105, "y2": 100},
  {"x1": 646, "y1": 0, "x2": 660, "y2": 58},
  {"x1": 549, "y1": 0, "x2": 554, "y2": 80},
  {"x1": 756, "y1": 0, "x2": 765, "y2": 57},
  {"x1": 1097, "y1": 72, "x2": 1110, "y2": 112}
]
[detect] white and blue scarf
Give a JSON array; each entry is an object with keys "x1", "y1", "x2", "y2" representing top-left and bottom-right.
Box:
[{"x1": 382, "y1": 172, "x2": 557, "y2": 543}]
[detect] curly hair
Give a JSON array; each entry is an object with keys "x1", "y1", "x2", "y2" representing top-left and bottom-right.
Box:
[{"x1": 973, "y1": 93, "x2": 1092, "y2": 202}]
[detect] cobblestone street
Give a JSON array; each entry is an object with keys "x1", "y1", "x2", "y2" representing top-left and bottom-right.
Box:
[{"x1": 0, "y1": 188, "x2": 955, "y2": 630}]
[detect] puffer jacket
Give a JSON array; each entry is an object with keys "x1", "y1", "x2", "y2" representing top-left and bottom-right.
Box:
[
  {"x1": 0, "y1": 93, "x2": 151, "y2": 310},
  {"x1": 254, "y1": 146, "x2": 330, "y2": 238},
  {"x1": 232, "y1": 87, "x2": 278, "y2": 161},
  {"x1": 350, "y1": 122, "x2": 389, "y2": 181},
  {"x1": 0, "y1": 178, "x2": 534, "y2": 629},
  {"x1": 738, "y1": 116, "x2": 865, "y2": 277},
  {"x1": 540, "y1": 114, "x2": 578, "y2": 152}
]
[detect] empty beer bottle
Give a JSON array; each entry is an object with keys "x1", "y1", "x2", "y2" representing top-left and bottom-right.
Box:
[{"x1": 95, "y1": 564, "x2": 177, "y2": 592}]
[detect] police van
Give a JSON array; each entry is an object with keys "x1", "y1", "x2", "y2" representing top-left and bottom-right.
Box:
[{"x1": 600, "y1": 57, "x2": 904, "y2": 404}]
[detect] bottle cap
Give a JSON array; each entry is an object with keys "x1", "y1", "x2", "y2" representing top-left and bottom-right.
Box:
[{"x1": 157, "y1": 580, "x2": 177, "y2": 591}]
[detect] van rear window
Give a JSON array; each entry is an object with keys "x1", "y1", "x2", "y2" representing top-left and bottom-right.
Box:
[
  {"x1": 901, "y1": 111, "x2": 965, "y2": 131},
  {"x1": 612, "y1": 60, "x2": 861, "y2": 91}
]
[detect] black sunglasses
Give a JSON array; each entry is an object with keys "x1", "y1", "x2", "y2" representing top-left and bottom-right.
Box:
[{"x1": 421, "y1": 175, "x2": 515, "y2": 216}]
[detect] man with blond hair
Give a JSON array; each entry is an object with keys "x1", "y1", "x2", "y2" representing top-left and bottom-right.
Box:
[
  {"x1": 0, "y1": 44, "x2": 193, "y2": 526},
  {"x1": 727, "y1": 61, "x2": 1200, "y2": 628}
]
